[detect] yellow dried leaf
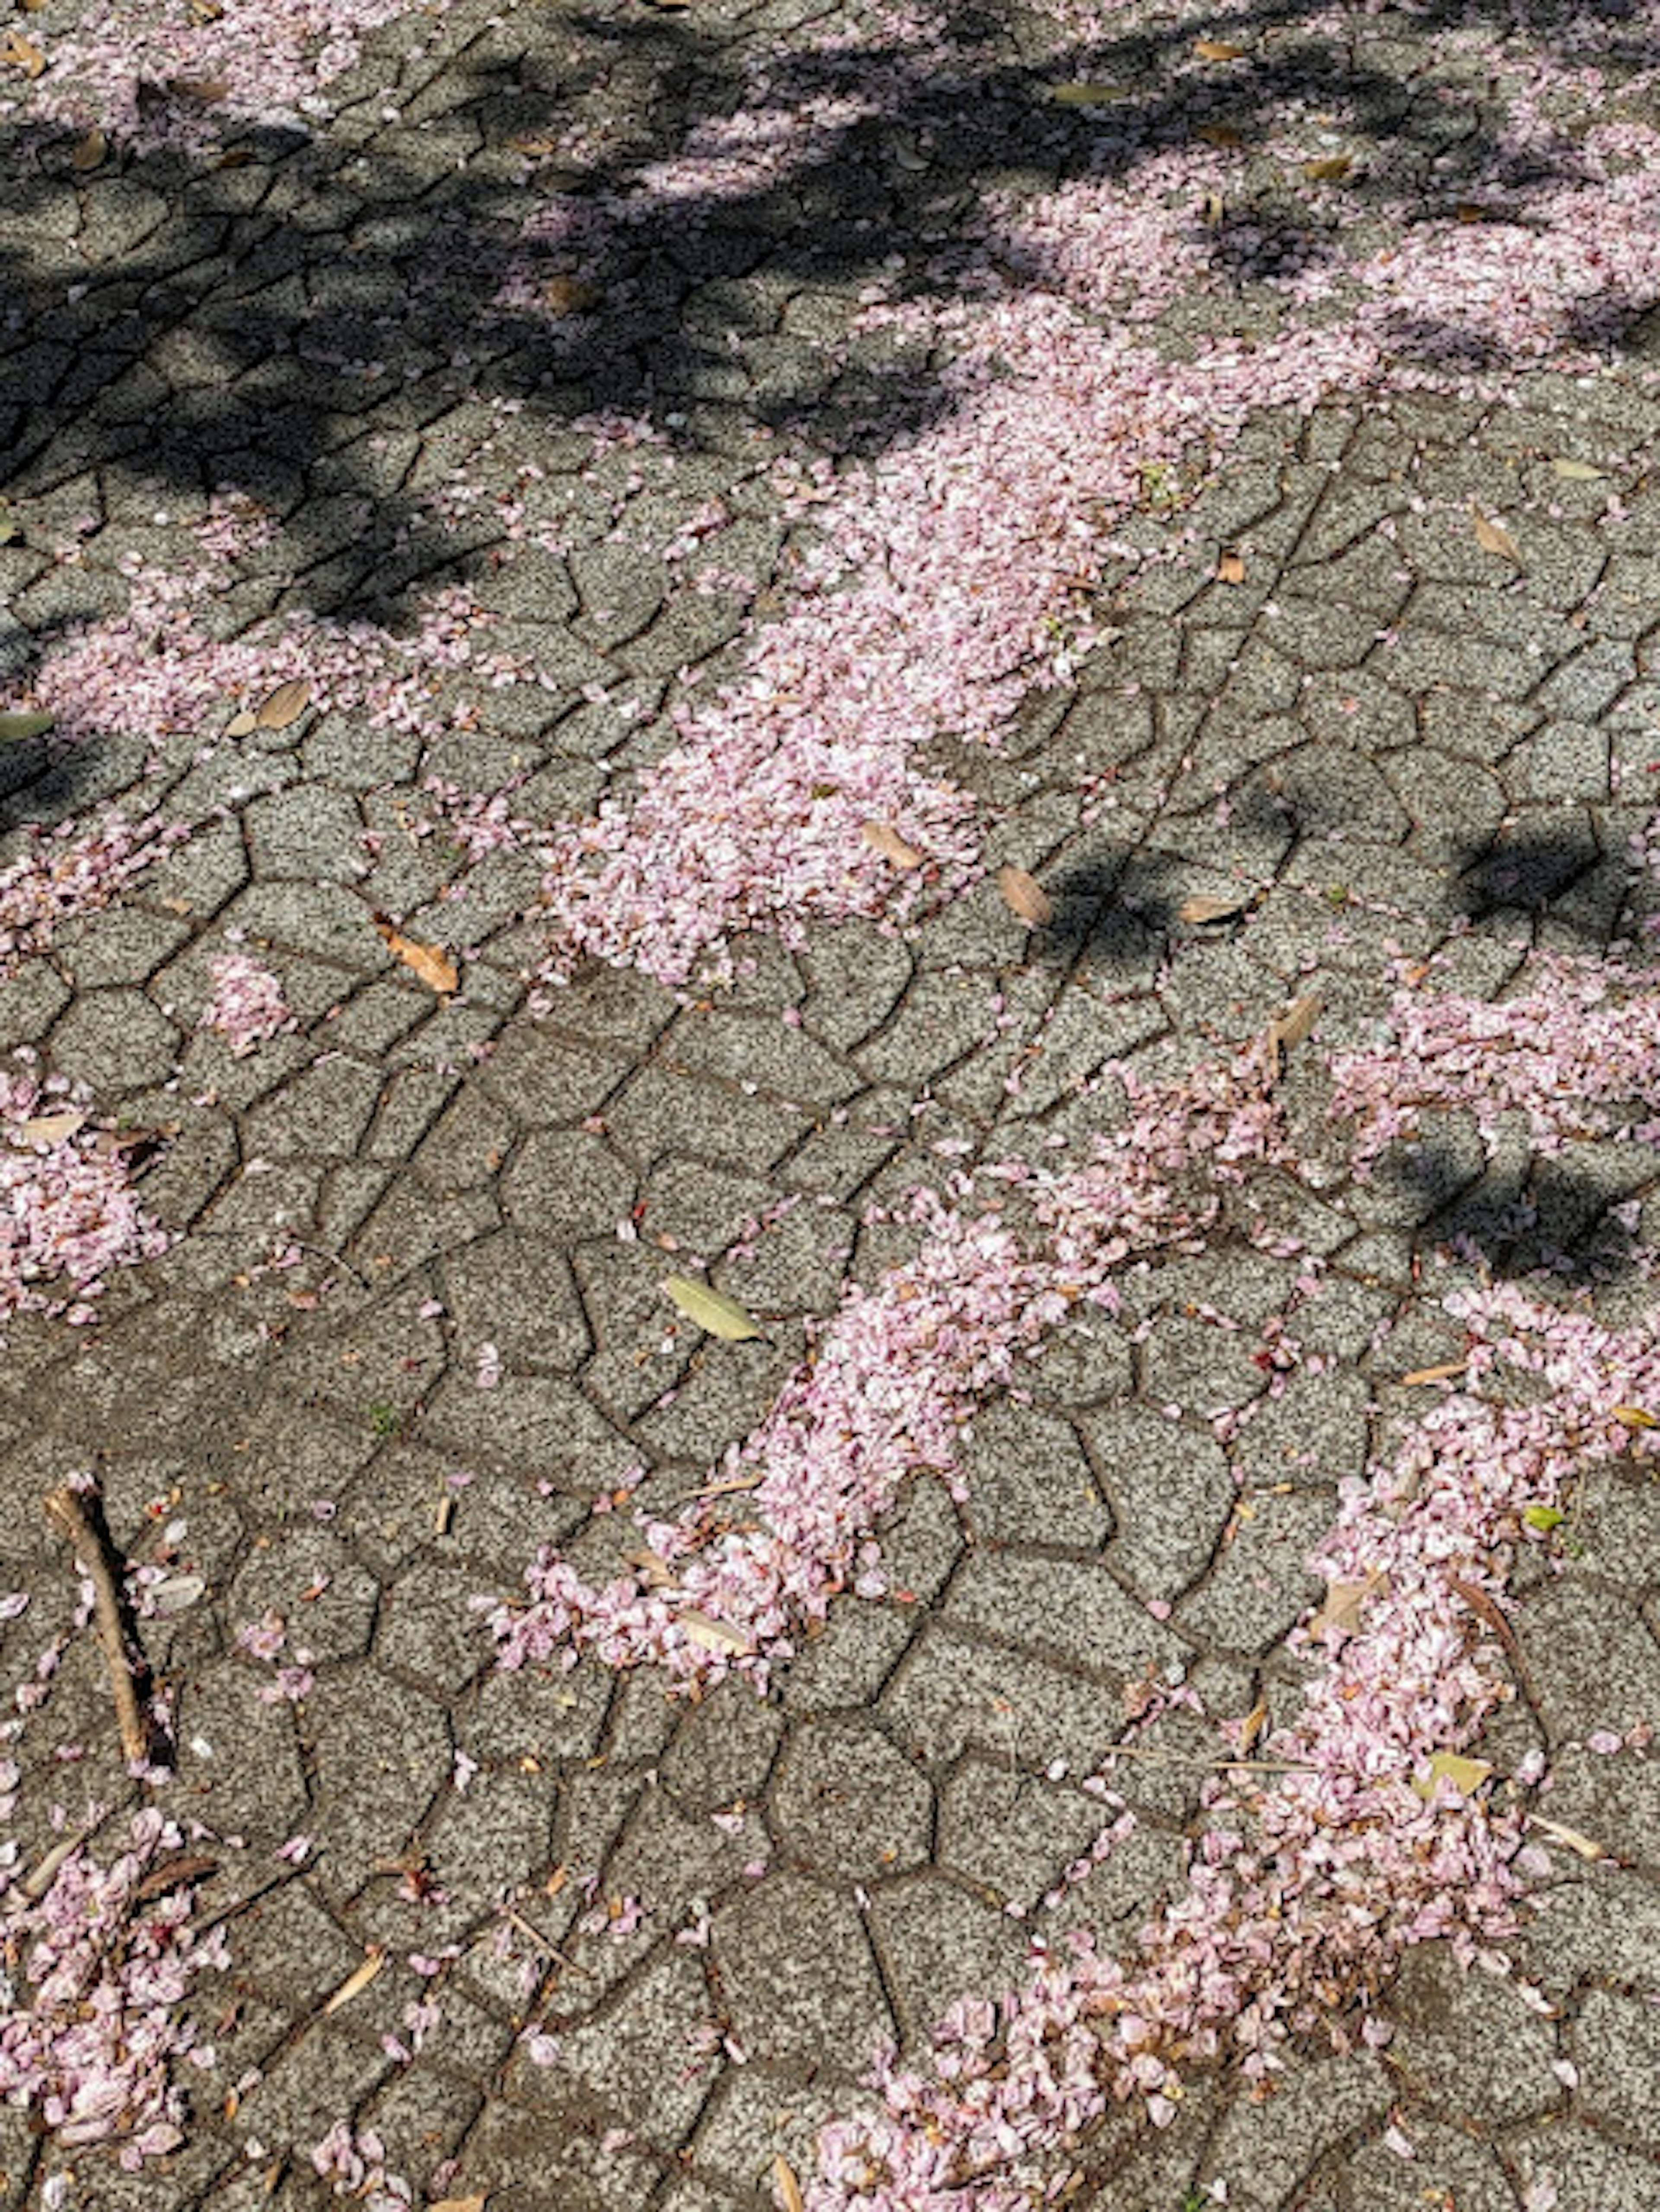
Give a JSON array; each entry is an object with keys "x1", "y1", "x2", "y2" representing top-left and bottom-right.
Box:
[
  {"x1": 373, "y1": 917, "x2": 459, "y2": 996},
  {"x1": 1301, "y1": 154, "x2": 1352, "y2": 182},
  {"x1": 1179, "y1": 891, "x2": 1251, "y2": 924},
  {"x1": 322, "y1": 1946, "x2": 385, "y2": 2015},
  {"x1": 1612, "y1": 1404, "x2": 1658, "y2": 1430},
  {"x1": 20, "y1": 1110, "x2": 87, "y2": 1148},
  {"x1": 1471, "y1": 506, "x2": 1522, "y2": 565},
  {"x1": 1216, "y1": 546, "x2": 1245, "y2": 584},
  {"x1": 664, "y1": 1275, "x2": 764, "y2": 1342},
  {"x1": 861, "y1": 820, "x2": 924, "y2": 870},
  {"x1": 679, "y1": 1609, "x2": 753, "y2": 1656},
  {"x1": 1412, "y1": 1751, "x2": 1493, "y2": 1801},
  {"x1": 254, "y1": 677, "x2": 311, "y2": 731},
  {"x1": 429, "y1": 2196, "x2": 488, "y2": 2212},
  {"x1": 773, "y1": 2156, "x2": 806, "y2": 2212},
  {"x1": 0, "y1": 712, "x2": 54, "y2": 742},
  {"x1": 1193, "y1": 37, "x2": 1246, "y2": 60},
  {"x1": 1237, "y1": 1700, "x2": 1268, "y2": 1756},
  {"x1": 996, "y1": 864, "x2": 1053, "y2": 927},
  {"x1": 70, "y1": 128, "x2": 107, "y2": 172},
  {"x1": 1, "y1": 30, "x2": 46, "y2": 77}
]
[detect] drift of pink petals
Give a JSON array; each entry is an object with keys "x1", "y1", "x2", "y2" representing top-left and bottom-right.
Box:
[
  {"x1": 0, "y1": 1807, "x2": 227, "y2": 2168},
  {"x1": 802, "y1": 1284, "x2": 1654, "y2": 2208},
  {"x1": 0, "y1": 1069, "x2": 172, "y2": 1336},
  {"x1": 198, "y1": 952, "x2": 295, "y2": 1058}
]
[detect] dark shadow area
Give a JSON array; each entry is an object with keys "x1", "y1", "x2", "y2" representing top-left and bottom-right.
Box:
[
  {"x1": 1034, "y1": 846, "x2": 1179, "y2": 971},
  {"x1": 3, "y1": 0, "x2": 1655, "y2": 648},
  {"x1": 1451, "y1": 820, "x2": 1636, "y2": 947},
  {"x1": 1375, "y1": 1135, "x2": 1657, "y2": 1286}
]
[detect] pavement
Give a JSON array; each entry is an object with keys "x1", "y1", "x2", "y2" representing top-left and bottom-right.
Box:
[{"x1": 3, "y1": 0, "x2": 1660, "y2": 2207}]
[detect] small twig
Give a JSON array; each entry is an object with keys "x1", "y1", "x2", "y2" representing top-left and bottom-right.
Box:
[
  {"x1": 44, "y1": 1484, "x2": 154, "y2": 1765},
  {"x1": 500, "y1": 1905, "x2": 591, "y2": 1976}
]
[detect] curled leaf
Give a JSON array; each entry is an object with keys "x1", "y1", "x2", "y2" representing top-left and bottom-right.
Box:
[
  {"x1": 1612, "y1": 1404, "x2": 1658, "y2": 1430},
  {"x1": 1267, "y1": 993, "x2": 1321, "y2": 1058},
  {"x1": 1528, "y1": 1813, "x2": 1608, "y2": 1862},
  {"x1": 322, "y1": 1946, "x2": 385, "y2": 2015},
  {"x1": 773, "y1": 2157, "x2": 806, "y2": 2212},
  {"x1": 996, "y1": 864, "x2": 1053, "y2": 927},
  {"x1": 1471, "y1": 506, "x2": 1523, "y2": 565},
  {"x1": 71, "y1": 128, "x2": 107, "y2": 172},
  {"x1": 1401, "y1": 1359, "x2": 1468, "y2": 1386},
  {"x1": 1216, "y1": 546, "x2": 1245, "y2": 584},
  {"x1": 861, "y1": 820, "x2": 924, "y2": 871},
  {"x1": 664, "y1": 1275, "x2": 764, "y2": 1342},
  {"x1": 0, "y1": 29, "x2": 46, "y2": 77},
  {"x1": 1179, "y1": 891, "x2": 1253, "y2": 925},
  {"x1": 373, "y1": 916, "x2": 459, "y2": 996}
]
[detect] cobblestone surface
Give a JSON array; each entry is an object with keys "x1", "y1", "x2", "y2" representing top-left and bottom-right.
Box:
[{"x1": 3, "y1": 0, "x2": 1660, "y2": 2208}]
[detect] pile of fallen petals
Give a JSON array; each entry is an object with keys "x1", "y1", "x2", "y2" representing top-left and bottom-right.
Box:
[
  {"x1": 802, "y1": 1282, "x2": 1656, "y2": 2209},
  {"x1": 0, "y1": 1804, "x2": 227, "y2": 2168},
  {"x1": 0, "y1": 1069, "x2": 172, "y2": 1335},
  {"x1": 0, "y1": 815, "x2": 186, "y2": 985},
  {"x1": 198, "y1": 951, "x2": 296, "y2": 1059},
  {"x1": 2, "y1": 0, "x2": 424, "y2": 150}
]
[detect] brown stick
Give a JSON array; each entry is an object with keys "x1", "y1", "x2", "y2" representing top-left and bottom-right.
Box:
[{"x1": 44, "y1": 1484, "x2": 151, "y2": 1764}]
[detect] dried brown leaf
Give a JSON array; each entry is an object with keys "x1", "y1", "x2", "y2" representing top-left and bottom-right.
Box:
[
  {"x1": 773, "y1": 2157, "x2": 806, "y2": 2212},
  {"x1": 1270, "y1": 993, "x2": 1321, "y2": 1052},
  {"x1": 20, "y1": 1109, "x2": 87, "y2": 1148},
  {"x1": 996, "y1": 864, "x2": 1053, "y2": 927},
  {"x1": 428, "y1": 2198, "x2": 488, "y2": 2212},
  {"x1": 1179, "y1": 891, "x2": 1252, "y2": 925},
  {"x1": 0, "y1": 29, "x2": 46, "y2": 77},
  {"x1": 166, "y1": 74, "x2": 229, "y2": 103},
  {"x1": 1612, "y1": 1404, "x2": 1659, "y2": 1430},
  {"x1": 1237, "y1": 1700, "x2": 1268, "y2": 1757},
  {"x1": 542, "y1": 274, "x2": 599, "y2": 315},
  {"x1": 1401, "y1": 1359, "x2": 1468, "y2": 1386},
  {"x1": 70, "y1": 128, "x2": 107, "y2": 172},
  {"x1": 373, "y1": 917, "x2": 459, "y2": 996},
  {"x1": 322, "y1": 1947, "x2": 385, "y2": 2015},
  {"x1": 1193, "y1": 37, "x2": 1247, "y2": 60},
  {"x1": 133, "y1": 1852, "x2": 218, "y2": 1904},
  {"x1": 224, "y1": 709, "x2": 259, "y2": 736},
  {"x1": 1216, "y1": 546, "x2": 1245, "y2": 584},
  {"x1": 861, "y1": 820, "x2": 924, "y2": 871},
  {"x1": 1195, "y1": 121, "x2": 1245, "y2": 146},
  {"x1": 678, "y1": 1609, "x2": 753, "y2": 1657},
  {"x1": 1049, "y1": 82, "x2": 1127, "y2": 106},
  {"x1": 1527, "y1": 1813, "x2": 1609, "y2": 1862},
  {"x1": 1471, "y1": 505, "x2": 1522, "y2": 565},
  {"x1": 1200, "y1": 189, "x2": 1226, "y2": 227},
  {"x1": 1309, "y1": 1569, "x2": 1388, "y2": 1644},
  {"x1": 254, "y1": 677, "x2": 311, "y2": 731},
  {"x1": 625, "y1": 1547, "x2": 675, "y2": 1589},
  {"x1": 1301, "y1": 154, "x2": 1353, "y2": 182}
]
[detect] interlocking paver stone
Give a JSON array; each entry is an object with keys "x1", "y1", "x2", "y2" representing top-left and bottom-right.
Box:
[{"x1": 3, "y1": 0, "x2": 1660, "y2": 2206}]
